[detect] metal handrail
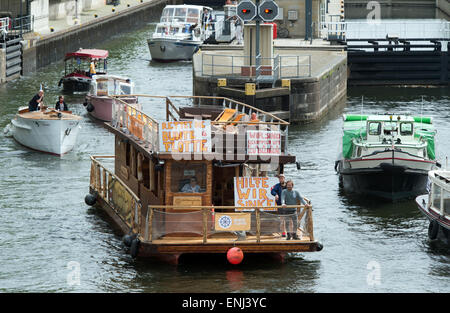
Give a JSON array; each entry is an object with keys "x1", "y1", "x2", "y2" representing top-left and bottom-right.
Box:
[{"x1": 201, "y1": 53, "x2": 312, "y2": 79}]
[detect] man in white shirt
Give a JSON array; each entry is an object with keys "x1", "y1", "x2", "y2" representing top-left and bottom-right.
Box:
[{"x1": 181, "y1": 177, "x2": 201, "y2": 193}]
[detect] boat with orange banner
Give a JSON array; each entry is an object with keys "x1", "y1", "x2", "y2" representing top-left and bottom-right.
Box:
[{"x1": 84, "y1": 94, "x2": 322, "y2": 264}]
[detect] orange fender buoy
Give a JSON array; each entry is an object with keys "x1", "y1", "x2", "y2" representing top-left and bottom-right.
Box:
[{"x1": 227, "y1": 247, "x2": 244, "y2": 265}]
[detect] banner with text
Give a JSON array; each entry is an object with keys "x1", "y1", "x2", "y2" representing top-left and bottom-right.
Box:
[
  {"x1": 234, "y1": 177, "x2": 279, "y2": 211},
  {"x1": 159, "y1": 120, "x2": 211, "y2": 153},
  {"x1": 247, "y1": 130, "x2": 281, "y2": 155}
]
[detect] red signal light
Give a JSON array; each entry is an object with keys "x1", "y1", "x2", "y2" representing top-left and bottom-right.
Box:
[{"x1": 242, "y1": 9, "x2": 249, "y2": 14}]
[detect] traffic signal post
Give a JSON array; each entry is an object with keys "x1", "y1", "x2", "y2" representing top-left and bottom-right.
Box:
[{"x1": 237, "y1": 0, "x2": 279, "y2": 80}]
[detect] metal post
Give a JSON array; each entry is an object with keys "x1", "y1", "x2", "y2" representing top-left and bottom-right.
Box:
[{"x1": 255, "y1": 0, "x2": 260, "y2": 79}]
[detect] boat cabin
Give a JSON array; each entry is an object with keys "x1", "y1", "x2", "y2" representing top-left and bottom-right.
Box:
[
  {"x1": 366, "y1": 115, "x2": 416, "y2": 144},
  {"x1": 88, "y1": 95, "x2": 321, "y2": 262},
  {"x1": 428, "y1": 170, "x2": 450, "y2": 219},
  {"x1": 64, "y1": 49, "x2": 108, "y2": 78},
  {"x1": 89, "y1": 75, "x2": 133, "y2": 97}
]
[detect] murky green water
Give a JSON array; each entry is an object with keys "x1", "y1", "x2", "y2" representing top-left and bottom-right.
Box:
[{"x1": 0, "y1": 23, "x2": 449, "y2": 293}]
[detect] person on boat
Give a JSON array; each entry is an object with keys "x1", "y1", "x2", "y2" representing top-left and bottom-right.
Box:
[
  {"x1": 28, "y1": 90, "x2": 44, "y2": 112},
  {"x1": 181, "y1": 177, "x2": 201, "y2": 193},
  {"x1": 281, "y1": 180, "x2": 307, "y2": 240},
  {"x1": 89, "y1": 59, "x2": 96, "y2": 77},
  {"x1": 55, "y1": 95, "x2": 68, "y2": 111},
  {"x1": 202, "y1": 8, "x2": 212, "y2": 29},
  {"x1": 271, "y1": 174, "x2": 287, "y2": 237}
]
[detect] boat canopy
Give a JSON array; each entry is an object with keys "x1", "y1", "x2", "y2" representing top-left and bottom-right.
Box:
[
  {"x1": 341, "y1": 114, "x2": 436, "y2": 160},
  {"x1": 64, "y1": 49, "x2": 109, "y2": 61}
]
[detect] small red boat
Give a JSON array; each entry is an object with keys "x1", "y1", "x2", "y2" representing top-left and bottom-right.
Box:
[{"x1": 58, "y1": 49, "x2": 108, "y2": 93}]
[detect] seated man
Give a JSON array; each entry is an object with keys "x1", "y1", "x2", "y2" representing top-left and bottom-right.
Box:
[
  {"x1": 181, "y1": 177, "x2": 201, "y2": 193},
  {"x1": 55, "y1": 95, "x2": 68, "y2": 111}
]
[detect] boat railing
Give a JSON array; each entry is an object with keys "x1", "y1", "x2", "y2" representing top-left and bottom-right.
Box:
[
  {"x1": 111, "y1": 96, "x2": 160, "y2": 151},
  {"x1": 143, "y1": 204, "x2": 315, "y2": 244},
  {"x1": 111, "y1": 94, "x2": 290, "y2": 155},
  {"x1": 90, "y1": 155, "x2": 142, "y2": 234},
  {"x1": 200, "y1": 53, "x2": 312, "y2": 81}
]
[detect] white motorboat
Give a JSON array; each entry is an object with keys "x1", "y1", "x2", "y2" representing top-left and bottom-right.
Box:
[
  {"x1": 11, "y1": 107, "x2": 82, "y2": 156},
  {"x1": 416, "y1": 169, "x2": 450, "y2": 244},
  {"x1": 147, "y1": 4, "x2": 236, "y2": 62},
  {"x1": 336, "y1": 113, "x2": 438, "y2": 200}
]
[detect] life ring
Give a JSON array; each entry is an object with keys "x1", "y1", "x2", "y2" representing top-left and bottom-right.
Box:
[
  {"x1": 130, "y1": 238, "x2": 140, "y2": 258},
  {"x1": 428, "y1": 220, "x2": 439, "y2": 240}
]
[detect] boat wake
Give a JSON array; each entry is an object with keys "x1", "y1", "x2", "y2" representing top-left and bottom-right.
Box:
[{"x1": 3, "y1": 123, "x2": 13, "y2": 137}]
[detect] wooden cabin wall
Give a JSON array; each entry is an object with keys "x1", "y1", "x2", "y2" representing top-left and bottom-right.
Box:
[{"x1": 115, "y1": 137, "x2": 164, "y2": 235}]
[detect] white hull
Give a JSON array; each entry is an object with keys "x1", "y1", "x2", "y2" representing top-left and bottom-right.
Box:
[
  {"x1": 147, "y1": 38, "x2": 201, "y2": 61},
  {"x1": 342, "y1": 150, "x2": 435, "y2": 173},
  {"x1": 11, "y1": 113, "x2": 81, "y2": 155}
]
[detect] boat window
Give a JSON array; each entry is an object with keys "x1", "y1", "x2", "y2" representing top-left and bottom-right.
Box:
[
  {"x1": 97, "y1": 80, "x2": 108, "y2": 96},
  {"x1": 400, "y1": 122, "x2": 413, "y2": 136},
  {"x1": 368, "y1": 122, "x2": 381, "y2": 136},
  {"x1": 119, "y1": 83, "x2": 132, "y2": 95},
  {"x1": 171, "y1": 162, "x2": 206, "y2": 193},
  {"x1": 170, "y1": 27, "x2": 180, "y2": 34},
  {"x1": 383, "y1": 122, "x2": 398, "y2": 135},
  {"x1": 156, "y1": 26, "x2": 164, "y2": 33},
  {"x1": 161, "y1": 7, "x2": 174, "y2": 22},
  {"x1": 443, "y1": 189, "x2": 450, "y2": 216},
  {"x1": 187, "y1": 8, "x2": 199, "y2": 23},
  {"x1": 432, "y1": 185, "x2": 441, "y2": 210},
  {"x1": 174, "y1": 7, "x2": 187, "y2": 22}
]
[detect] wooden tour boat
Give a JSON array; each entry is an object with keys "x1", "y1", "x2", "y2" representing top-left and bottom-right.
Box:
[
  {"x1": 336, "y1": 113, "x2": 438, "y2": 200},
  {"x1": 11, "y1": 106, "x2": 82, "y2": 156},
  {"x1": 416, "y1": 168, "x2": 450, "y2": 244},
  {"x1": 85, "y1": 94, "x2": 323, "y2": 264},
  {"x1": 59, "y1": 49, "x2": 108, "y2": 93}
]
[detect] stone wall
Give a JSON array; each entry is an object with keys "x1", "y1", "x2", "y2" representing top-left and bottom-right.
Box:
[{"x1": 437, "y1": 0, "x2": 450, "y2": 16}]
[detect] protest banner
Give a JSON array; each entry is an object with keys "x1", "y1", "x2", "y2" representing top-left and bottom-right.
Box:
[
  {"x1": 234, "y1": 176, "x2": 279, "y2": 211},
  {"x1": 247, "y1": 130, "x2": 281, "y2": 155},
  {"x1": 159, "y1": 120, "x2": 211, "y2": 153}
]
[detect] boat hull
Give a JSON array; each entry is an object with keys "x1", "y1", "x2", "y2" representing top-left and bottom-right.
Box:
[
  {"x1": 147, "y1": 38, "x2": 201, "y2": 62},
  {"x1": 416, "y1": 195, "x2": 450, "y2": 244},
  {"x1": 61, "y1": 76, "x2": 91, "y2": 92},
  {"x1": 11, "y1": 114, "x2": 81, "y2": 156},
  {"x1": 338, "y1": 150, "x2": 435, "y2": 200},
  {"x1": 85, "y1": 95, "x2": 138, "y2": 122}
]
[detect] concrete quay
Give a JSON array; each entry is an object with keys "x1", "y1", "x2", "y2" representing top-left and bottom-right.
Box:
[{"x1": 193, "y1": 39, "x2": 347, "y2": 123}]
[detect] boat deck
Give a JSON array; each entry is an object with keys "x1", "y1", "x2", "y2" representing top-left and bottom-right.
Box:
[
  {"x1": 18, "y1": 109, "x2": 81, "y2": 120},
  {"x1": 150, "y1": 234, "x2": 311, "y2": 245}
]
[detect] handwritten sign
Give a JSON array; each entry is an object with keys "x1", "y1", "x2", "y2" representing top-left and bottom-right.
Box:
[
  {"x1": 247, "y1": 130, "x2": 281, "y2": 155},
  {"x1": 234, "y1": 177, "x2": 279, "y2": 211},
  {"x1": 159, "y1": 120, "x2": 211, "y2": 153},
  {"x1": 215, "y1": 213, "x2": 251, "y2": 231}
]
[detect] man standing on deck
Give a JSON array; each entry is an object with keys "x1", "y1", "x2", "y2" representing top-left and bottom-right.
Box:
[
  {"x1": 28, "y1": 90, "x2": 44, "y2": 112},
  {"x1": 281, "y1": 180, "x2": 307, "y2": 240},
  {"x1": 271, "y1": 174, "x2": 287, "y2": 237},
  {"x1": 89, "y1": 59, "x2": 96, "y2": 77}
]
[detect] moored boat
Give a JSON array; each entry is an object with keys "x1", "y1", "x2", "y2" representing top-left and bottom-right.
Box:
[
  {"x1": 11, "y1": 107, "x2": 82, "y2": 156},
  {"x1": 336, "y1": 113, "x2": 438, "y2": 200},
  {"x1": 416, "y1": 169, "x2": 450, "y2": 244},
  {"x1": 84, "y1": 75, "x2": 138, "y2": 122},
  {"x1": 147, "y1": 4, "x2": 236, "y2": 62},
  {"x1": 59, "y1": 49, "x2": 108, "y2": 93},
  {"x1": 85, "y1": 94, "x2": 322, "y2": 264}
]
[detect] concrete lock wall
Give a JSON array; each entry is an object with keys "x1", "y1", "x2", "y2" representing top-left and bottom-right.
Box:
[
  {"x1": 30, "y1": 0, "x2": 50, "y2": 33},
  {"x1": 437, "y1": 0, "x2": 450, "y2": 16},
  {"x1": 276, "y1": 0, "x2": 321, "y2": 39}
]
